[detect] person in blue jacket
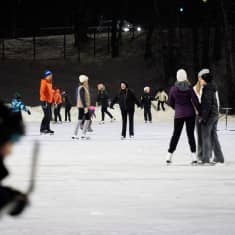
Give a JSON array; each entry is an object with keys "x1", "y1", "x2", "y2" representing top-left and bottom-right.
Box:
[{"x1": 11, "y1": 93, "x2": 31, "y2": 121}]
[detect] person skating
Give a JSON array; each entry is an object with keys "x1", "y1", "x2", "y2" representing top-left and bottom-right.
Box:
[
  {"x1": 110, "y1": 81, "x2": 140, "y2": 139},
  {"x1": 155, "y1": 88, "x2": 168, "y2": 111},
  {"x1": 167, "y1": 69, "x2": 200, "y2": 165},
  {"x1": 97, "y1": 83, "x2": 115, "y2": 124},
  {"x1": 40, "y1": 70, "x2": 54, "y2": 135},
  {"x1": 0, "y1": 102, "x2": 29, "y2": 217},
  {"x1": 81, "y1": 106, "x2": 96, "y2": 132},
  {"x1": 53, "y1": 89, "x2": 62, "y2": 123},
  {"x1": 62, "y1": 91, "x2": 72, "y2": 122},
  {"x1": 11, "y1": 92, "x2": 31, "y2": 121},
  {"x1": 199, "y1": 73, "x2": 224, "y2": 165},
  {"x1": 72, "y1": 74, "x2": 91, "y2": 140},
  {"x1": 140, "y1": 86, "x2": 155, "y2": 123}
]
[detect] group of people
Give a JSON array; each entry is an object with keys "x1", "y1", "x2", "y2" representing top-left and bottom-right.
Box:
[{"x1": 166, "y1": 68, "x2": 224, "y2": 166}]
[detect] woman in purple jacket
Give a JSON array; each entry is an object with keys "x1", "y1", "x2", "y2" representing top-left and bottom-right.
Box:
[{"x1": 166, "y1": 69, "x2": 200, "y2": 165}]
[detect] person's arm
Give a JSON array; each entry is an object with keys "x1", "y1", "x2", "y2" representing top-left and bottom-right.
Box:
[
  {"x1": 191, "y1": 89, "x2": 200, "y2": 114},
  {"x1": 131, "y1": 90, "x2": 141, "y2": 107},
  {"x1": 216, "y1": 91, "x2": 220, "y2": 112},
  {"x1": 168, "y1": 88, "x2": 175, "y2": 109},
  {"x1": 110, "y1": 95, "x2": 119, "y2": 108}
]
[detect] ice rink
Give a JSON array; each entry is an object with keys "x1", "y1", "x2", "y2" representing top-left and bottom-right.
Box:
[{"x1": 1, "y1": 107, "x2": 235, "y2": 235}]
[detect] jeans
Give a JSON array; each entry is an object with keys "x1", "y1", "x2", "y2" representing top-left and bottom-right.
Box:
[{"x1": 201, "y1": 117, "x2": 224, "y2": 163}]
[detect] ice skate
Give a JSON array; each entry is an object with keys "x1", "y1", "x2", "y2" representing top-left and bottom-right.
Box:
[
  {"x1": 81, "y1": 135, "x2": 90, "y2": 140},
  {"x1": 99, "y1": 121, "x2": 105, "y2": 125},
  {"x1": 191, "y1": 153, "x2": 198, "y2": 166},
  {"x1": 121, "y1": 136, "x2": 126, "y2": 140},
  {"x1": 111, "y1": 118, "x2": 116, "y2": 123},
  {"x1": 130, "y1": 135, "x2": 134, "y2": 139},
  {"x1": 166, "y1": 153, "x2": 173, "y2": 165},
  {"x1": 72, "y1": 135, "x2": 79, "y2": 140}
]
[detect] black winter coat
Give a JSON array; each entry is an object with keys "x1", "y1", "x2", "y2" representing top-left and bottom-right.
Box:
[
  {"x1": 97, "y1": 90, "x2": 110, "y2": 108},
  {"x1": 201, "y1": 83, "x2": 219, "y2": 123},
  {"x1": 111, "y1": 89, "x2": 140, "y2": 112},
  {"x1": 141, "y1": 93, "x2": 155, "y2": 109}
]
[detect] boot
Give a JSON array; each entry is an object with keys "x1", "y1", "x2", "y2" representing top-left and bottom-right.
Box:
[
  {"x1": 191, "y1": 153, "x2": 198, "y2": 165},
  {"x1": 166, "y1": 152, "x2": 173, "y2": 165}
]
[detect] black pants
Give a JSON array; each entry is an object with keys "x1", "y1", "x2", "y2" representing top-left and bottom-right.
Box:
[
  {"x1": 158, "y1": 101, "x2": 165, "y2": 111},
  {"x1": 65, "y1": 106, "x2": 71, "y2": 122},
  {"x1": 168, "y1": 116, "x2": 196, "y2": 153},
  {"x1": 121, "y1": 109, "x2": 134, "y2": 137},
  {"x1": 144, "y1": 107, "x2": 152, "y2": 122},
  {"x1": 54, "y1": 104, "x2": 62, "y2": 122},
  {"x1": 101, "y1": 106, "x2": 113, "y2": 121},
  {"x1": 78, "y1": 108, "x2": 90, "y2": 120},
  {"x1": 40, "y1": 103, "x2": 52, "y2": 132}
]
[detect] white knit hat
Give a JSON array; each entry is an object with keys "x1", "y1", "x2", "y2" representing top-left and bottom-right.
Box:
[
  {"x1": 176, "y1": 69, "x2": 187, "y2": 82},
  {"x1": 79, "y1": 74, "x2": 89, "y2": 83},
  {"x1": 198, "y1": 69, "x2": 210, "y2": 78},
  {"x1": 144, "y1": 86, "x2": 150, "y2": 92}
]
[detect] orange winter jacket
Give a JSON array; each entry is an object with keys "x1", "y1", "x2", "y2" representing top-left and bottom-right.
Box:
[
  {"x1": 53, "y1": 90, "x2": 62, "y2": 104},
  {"x1": 40, "y1": 79, "x2": 53, "y2": 103}
]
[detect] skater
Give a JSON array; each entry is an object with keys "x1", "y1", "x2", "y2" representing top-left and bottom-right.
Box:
[
  {"x1": 199, "y1": 73, "x2": 224, "y2": 165},
  {"x1": 97, "y1": 83, "x2": 115, "y2": 124},
  {"x1": 155, "y1": 88, "x2": 168, "y2": 111},
  {"x1": 166, "y1": 69, "x2": 200, "y2": 165},
  {"x1": 62, "y1": 91, "x2": 72, "y2": 122},
  {"x1": 72, "y1": 74, "x2": 91, "y2": 140},
  {"x1": 140, "y1": 86, "x2": 154, "y2": 123},
  {"x1": 53, "y1": 89, "x2": 62, "y2": 123},
  {"x1": 11, "y1": 92, "x2": 31, "y2": 121},
  {"x1": 40, "y1": 70, "x2": 54, "y2": 134},
  {"x1": 110, "y1": 81, "x2": 140, "y2": 139},
  {"x1": 0, "y1": 102, "x2": 29, "y2": 217}
]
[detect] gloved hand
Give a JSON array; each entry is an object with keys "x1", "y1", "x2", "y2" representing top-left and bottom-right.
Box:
[
  {"x1": 27, "y1": 110, "x2": 31, "y2": 115},
  {"x1": 84, "y1": 107, "x2": 89, "y2": 114},
  {"x1": 9, "y1": 193, "x2": 29, "y2": 217}
]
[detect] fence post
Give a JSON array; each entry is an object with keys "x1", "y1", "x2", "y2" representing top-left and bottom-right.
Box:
[
  {"x1": 64, "y1": 31, "x2": 66, "y2": 59},
  {"x1": 1, "y1": 39, "x2": 5, "y2": 60},
  {"x1": 94, "y1": 31, "x2": 96, "y2": 56},
  {"x1": 33, "y1": 34, "x2": 36, "y2": 60},
  {"x1": 107, "y1": 27, "x2": 110, "y2": 54}
]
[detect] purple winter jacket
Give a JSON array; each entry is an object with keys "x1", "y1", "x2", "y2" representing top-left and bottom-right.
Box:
[{"x1": 168, "y1": 82, "x2": 200, "y2": 119}]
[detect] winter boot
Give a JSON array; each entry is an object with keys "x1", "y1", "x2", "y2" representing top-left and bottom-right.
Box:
[
  {"x1": 191, "y1": 153, "x2": 198, "y2": 165},
  {"x1": 166, "y1": 152, "x2": 173, "y2": 165}
]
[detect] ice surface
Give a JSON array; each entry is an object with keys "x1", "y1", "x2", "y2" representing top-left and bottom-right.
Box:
[{"x1": 1, "y1": 106, "x2": 235, "y2": 235}]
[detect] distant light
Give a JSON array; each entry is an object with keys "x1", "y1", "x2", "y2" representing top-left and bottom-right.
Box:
[
  {"x1": 180, "y1": 7, "x2": 184, "y2": 12},
  {"x1": 137, "y1": 27, "x2": 142, "y2": 32},
  {"x1": 202, "y1": 0, "x2": 208, "y2": 3},
  {"x1": 123, "y1": 27, "x2": 130, "y2": 32}
]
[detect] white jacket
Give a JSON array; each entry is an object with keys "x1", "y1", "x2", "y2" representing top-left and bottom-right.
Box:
[{"x1": 155, "y1": 91, "x2": 168, "y2": 102}]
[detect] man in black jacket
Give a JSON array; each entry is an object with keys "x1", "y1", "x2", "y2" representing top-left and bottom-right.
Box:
[
  {"x1": 0, "y1": 102, "x2": 29, "y2": 217},
  {"x1": 110, "y1": 81, "x2": 140, "y2": 139},
  {"x1": 200, "y1": 73, "x2": 224, "y2": 164}
]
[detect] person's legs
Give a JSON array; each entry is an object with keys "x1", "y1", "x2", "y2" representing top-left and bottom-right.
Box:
[
  {"x1": 201, "y1": 119, "x2": 213, "y2": 163},
  {"x1": 74, "y1": 108, "x2": 84, "y2": 136},
  {"x1": 68, "y1": 107, "x2": 71, "y2": 122},
  {"x1": 65, "y1": 107, "x2": 68, "y2": 122},
  {"x1": 40, "y1": 103, "x2": 48, "y2": 131},
  {"x1": 168, "y1": 118, "x2": 185, "y2": 153},
  {"x1": 104, "y1": 107, "x2": 113, "y2": 119},
  {"x1": 129, "y1": 110, "x2": 134, "y2": 136},
  {"x1": 54, "y1": 107, "x2": 58, "y2": 122},
  {"x1": 46, "y1": 104, "x2": 52, "y2": 131},
  {"x1": 121, "y1": 110, "x2": 127, "y2": 137},
  {"x1": 161, "y1": 102, "x2": 165, "y2": 111},
  {"x1": 185, "y1": 117, "x2": 196, "y2": 153},
  {"x1": 157, "y1": 101, "x2": 161, "y2": 111},
  {"x1": 211, "y1": 119, "x2": 224, "y2": 163},
  {"x1": 196, "y1": 116, "x2": 203, "y2": 161},
  {"x1": 82, "y1": 112, "x2": 91, "y2": 137},
  {"x1": 58, "y1": 104, "x2": 62, "y2": 122},
  {"x1": 148, "y1": 108, "x2": 152, "y2": 122},
  {"x1": 101, "y1": 107, "x2": 105, "y2": 121},
  {"x1": 144, "y1": 108, "x2": 148, "y2": 122}
]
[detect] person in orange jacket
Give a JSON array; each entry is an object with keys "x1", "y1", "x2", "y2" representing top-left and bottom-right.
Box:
[
  {"x1": 53, "y1": 88, "x2": 62, "y2": 123},
  {"x1": 40, "y1": 70, "x2": 54, "y2": 134}
]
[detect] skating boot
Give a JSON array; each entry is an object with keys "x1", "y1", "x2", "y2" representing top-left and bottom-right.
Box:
[
  {"x1": 72, "y1": 135, "x2": 79, "y2": 140},
  {"x1": 191, "y1": 153, "x2": 198, "y2": 166},
  {"x1": 166, "y1": 153, "x2": 173, "y2": 165},
  {"x1": 99, "y1": 121, "x2": 105, "y2": 125},
  {"x1": 121, "y1": 136, "x2": 126, "y2": 140},
  {"x1": 111, "y1": 118, "x2": 116, "y2": 123},
  {"x1": 81, "y1": 135, "x2": 90, "y2": 140},
  {"x1": 48, "y1": 130, "x2": 55, "y2": 135}
]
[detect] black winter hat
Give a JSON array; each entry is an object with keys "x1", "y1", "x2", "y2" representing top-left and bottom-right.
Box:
[
  {"x1": 120, "y1": 81, "x2": 129, "y2": 88},
  {"x1": 0, "y1": 102, "x2": 25, "y2": 147},
  {"x1": 201, "y1": 73, "x2": 213, "y2": 83}
]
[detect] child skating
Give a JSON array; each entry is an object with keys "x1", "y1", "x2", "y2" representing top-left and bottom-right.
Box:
[
  {"x1": 11, "y1": 93, "x2": 31, "y2": 121},
  {"x1": 141, "y1": 86, "x2": 155, "y2": 123},
  {"x1": 155, "y1": 88, "x2": 168, "y2": 111},
  {"x1": 53, "y1": 89, "x2": 62, "y2": 124}
]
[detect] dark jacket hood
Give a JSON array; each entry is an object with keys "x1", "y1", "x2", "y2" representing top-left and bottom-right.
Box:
[{"x1": 175, "y1": 81, "x2": 190, "y2": 91}]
